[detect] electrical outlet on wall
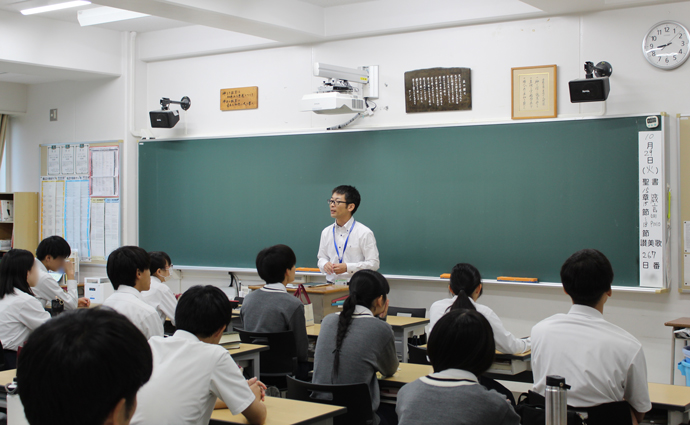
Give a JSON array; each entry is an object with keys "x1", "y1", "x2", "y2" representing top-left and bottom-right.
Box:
[{"x1": 50, "y1": 109, "x2": 58, "y2": 121}]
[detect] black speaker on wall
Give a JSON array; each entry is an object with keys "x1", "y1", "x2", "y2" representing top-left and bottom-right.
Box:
[{"x1": 569, "y1": 77, "x2": 610, "y2": 103}]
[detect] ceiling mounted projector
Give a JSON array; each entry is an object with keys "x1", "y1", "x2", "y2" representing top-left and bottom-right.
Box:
[
  {"x1": 301, "y1": 63, "x2": 378, "y2": 115},
  {"x1": 150, "y1": 96, "x2": 191, "y2": 128}
]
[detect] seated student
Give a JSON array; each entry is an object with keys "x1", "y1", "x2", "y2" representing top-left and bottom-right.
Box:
[
  {"x1": 142, "y1": 251, "x2": 178, "y2": 326},
  {"x1": 103, "y1": 246, "x2": 164, "y2": 340},
  {"x1": 312, "y1": 269, "x2": 398, "y2": 425},
  {"x1": 17, "y1": 308, "x2": 153, "y2": 425},
  {"x1": 131, "y1": 285, "x2": 267, "y2": 425},
  {"x1": 397, "y1": 309, "x2": 520, "y2": 425},
  {"x1": 241, "y1": 245, "x2": 309, "y2": 376},
  {"x1": 33, "y1": 235, "x2": 90, "y2": 309},
  {"x1": 531, "y1": 249, "x2": 651, "y2": 423},
  {"x1": 428, "y1": 263, "x2": 529, "y2": 354},
  {"x1": 0, "y1": 249, "x2": 51, "y2": 369}
]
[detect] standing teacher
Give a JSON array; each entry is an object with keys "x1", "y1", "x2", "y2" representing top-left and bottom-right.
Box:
[{"x1": 318, "y1": 185, "x2": 380, "y2": 284}]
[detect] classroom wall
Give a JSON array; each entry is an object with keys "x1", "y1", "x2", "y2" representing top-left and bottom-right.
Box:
[{"x1": 9, "y1": 2, "x2": 690, "y2": 385}]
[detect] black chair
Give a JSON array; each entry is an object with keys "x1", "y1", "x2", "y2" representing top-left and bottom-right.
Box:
[
  {"x1": 286, "y1": 376, "x2": 374, "y2": 425},
  {"x1": 407, "y1": 344, "x2": 430, "y2": 365},
  {"x1": 518, "y1": 391, "x2": 632, "y2": 425},
  {"x1": 387, "y1": 306, "x2": 426, "y2": 318},
  {"x1": 238, "y1": 330, "x2": 297, "y2": 389}
]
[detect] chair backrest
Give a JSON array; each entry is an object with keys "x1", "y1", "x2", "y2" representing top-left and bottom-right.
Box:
[
  {"x1": 286, "y1": 376, "x2": 374, "y2": 425},
  {"x1": 238, "y1": 330, "x2": 296, "y2": 375},
  {"x1": 387, "y1": 306, "x2": 426, "y2": 318},
  {"x1": 407, "y1": 344, "x2": 430, "y2": 365},
  {"x1": 577, "y1": 401, "x2": 633, "y2": 425}
]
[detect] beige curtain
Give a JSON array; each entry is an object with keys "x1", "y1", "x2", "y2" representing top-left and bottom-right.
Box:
[{"x1": 0, "y1": 114, "x2": 8, "y2": 172}]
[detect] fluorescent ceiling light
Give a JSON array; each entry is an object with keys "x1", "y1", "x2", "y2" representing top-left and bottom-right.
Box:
[
  {"x1": 77, "y1": 6, "x2": 149, "y2": 27},
  {"x1": 21, "y1": 1, "x2": 91, "y2": 15}
]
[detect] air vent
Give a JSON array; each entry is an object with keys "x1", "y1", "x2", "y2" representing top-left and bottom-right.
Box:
[{"x1": 352, "y1": 99, "x2": 364, "y2": 110}]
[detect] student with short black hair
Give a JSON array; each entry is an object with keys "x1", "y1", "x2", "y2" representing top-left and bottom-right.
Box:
[
  {"x1": 33, "y1": 235, "x2": 90, "y2": 309},
  {"x1": 103, "y1": 246, "x2": 163, "y2": 339},
  {"x1": 531, "y1": 249, "x2": 651, "y2": 423},
  {"x1": 428, "y1": 263, "x2": 529, "y2": 354},
  {"x1": 312, "y1": 270, "x2": 398, "y2": 425},
  {"x1": 142, "y1": 251, "x2": 178, "y2": 325},
  {"x1": 318, "y1": 185, "x2": 380, "y2": 284},
  {"x1": 241, "y1": 245, "x2": 309, "y2": 376},
  {"x1": 131, "y1": 285, "x2": 267, "y2": 425},
  {"x1": 0, "y1": 249, "x2": 51, "y2": 369},
  {"x1": 396, "y1": 309, "x2": 520, "y2": 425},
  {"x1": 17, "y1": 308, "x2": 153, "y2": 425}
]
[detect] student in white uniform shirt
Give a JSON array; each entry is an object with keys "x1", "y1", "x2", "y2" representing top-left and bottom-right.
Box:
[
  {"x1": 103, "y1": 246, "x2": 164, "y2": 340},
  {"x1": 18, "y1": 308, "x2": 153, "y2": 425},
  {"x1": 531, "y1": 249, "x2": 651, "y2": 424},
  {"x1": 33, "y1": 236, "x2": 90, "y2": 309},
  {"x1": 318, "y1": 185, "x2": 380, "y2": 284},
  {"x1": 142, "y1": 251, "x2": 178, "y2": 326},
  {"x1": 131, "y1": 285, "x2": 267, "y2": 425},
  {"x1": 428, "y1": 263, "x2": 530, "y2": 354},
  {"x1": 0, "y1": 249, "x2": 51, "y2": 369},
  {"x1": 396, "y1": 309, "x2": 520, "y2": 425}
]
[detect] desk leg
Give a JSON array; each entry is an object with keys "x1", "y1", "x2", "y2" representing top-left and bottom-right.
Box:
[
  {"x1": 667, "y1": 410, "x2": 686, "y2": 425},
  {"x1": 672, "y1": 328, "x2": 677, "y2": 385},
  {"x1": 249, "y1": 352, "x2": 260, "y2": 378}
]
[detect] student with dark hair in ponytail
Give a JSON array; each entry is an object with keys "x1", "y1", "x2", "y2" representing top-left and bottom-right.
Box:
[
  {"x1": 312, "y1": 269, "x2": 399, "y2": 425},
  {"x1": 428, "y1": 263, "x2": 529, "y2": 355}
]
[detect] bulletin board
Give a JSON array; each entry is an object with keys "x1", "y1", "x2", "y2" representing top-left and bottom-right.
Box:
[{"x1": 39, "y1": 141, "x2": 122, "y2": 264}]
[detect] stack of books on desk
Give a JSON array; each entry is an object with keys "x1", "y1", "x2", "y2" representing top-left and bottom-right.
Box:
[{"x1": 220, "y1": 332, "x2": 241, "y2": 349}]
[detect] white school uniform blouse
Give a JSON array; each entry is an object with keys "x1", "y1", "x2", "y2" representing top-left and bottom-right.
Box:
[
  {"x1": 317, "y1": 216, "x2": 380, "y2": 281},
  {"x1": 0, "y1": 289, "x2": 51, "y2": 351},
  {"x1": 131, "y1": 330, "x2": 256, "y2": 425},
  {"x1": 32, "y1": 259, "x2": 79, "y2": 310},
  {"x1": 141, "y1": 276, "x2": 178, "y2": 326},
  {"x1": 531, "y1": 304, "x2": 652, "y2": 413},
  {"x1": 102, "y1": 286, "x2": 164, "y2": 340},
  {"x1": 428, "y1": 296, "x2": 530, "y2": 354}
]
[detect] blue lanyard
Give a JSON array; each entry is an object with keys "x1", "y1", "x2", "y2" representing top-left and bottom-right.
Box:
[{"x1": 333, "y1": 220, "x2": 356, "y2": 264}]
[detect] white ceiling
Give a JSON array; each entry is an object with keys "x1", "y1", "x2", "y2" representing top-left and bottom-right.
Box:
[{"x1": 0, "y1": 0, "x2": 687, "y2": 84}]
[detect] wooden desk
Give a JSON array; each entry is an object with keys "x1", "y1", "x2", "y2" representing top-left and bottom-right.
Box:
[
  {"x1": 210, "y1": 395, "x2": 346, "y2": 425},
  {"x1": 305, "y1": 317, "x2": 429, "y2": 363},
  {"x1": 415, "y1": 345, "x2": 532, "y2": 382},
  {"x1": 386, "y1": 316, "x2": 429, "y2": 363},
  {"x1": 227, "y1": 343, "x2": 269, "y2": 378},
  {"x1": 0, "y1": 369, "x2": 15, "y2": 388},
  {"x1": 665, "y1": 317, "x2": 690, "y2": 384},
  {"x1": 248, "y1": 285, "x2": 349, "y2": 324},
  {"x1": 306, "y1": 324, "x2": 320, "y2": 337},
  {"x1": 649, "y1": 382, "x2": 690, "y2": 424},
  {"x1": 378, "y1": 363, "x2": 432, "y2": 388}
]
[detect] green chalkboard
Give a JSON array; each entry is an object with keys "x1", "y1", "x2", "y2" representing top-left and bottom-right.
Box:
[{"x1": 139, "y1": 116, "x2": 658, "y2": 286}]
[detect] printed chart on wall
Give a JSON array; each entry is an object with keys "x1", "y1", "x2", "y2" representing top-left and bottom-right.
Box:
[{"x1": 40, "y1": 143, "x2": 121, "y2": 262}]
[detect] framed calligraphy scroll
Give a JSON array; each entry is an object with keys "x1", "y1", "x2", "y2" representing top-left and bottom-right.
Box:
[{"x1": 511, "y1": 65, "x2": 557, "y2": 120}]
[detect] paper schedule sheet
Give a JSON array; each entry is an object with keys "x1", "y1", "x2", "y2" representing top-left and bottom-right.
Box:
[{"x1": 40, "y1": 143, "x2": 120, "y2": 263}]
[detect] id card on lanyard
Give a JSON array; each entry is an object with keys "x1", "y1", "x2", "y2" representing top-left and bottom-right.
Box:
[{"x1": 333, "y1": 220, "x2": 355, "y2": 285}]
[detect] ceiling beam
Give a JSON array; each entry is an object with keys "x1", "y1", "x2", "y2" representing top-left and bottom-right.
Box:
[{"x1": 90, "y1": 0, "x2": 325, "y2": 43}]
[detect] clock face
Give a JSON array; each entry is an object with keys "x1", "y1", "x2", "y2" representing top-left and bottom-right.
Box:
[{"x1": 643, "y1": 21, "x2": 690, "y2": 70}]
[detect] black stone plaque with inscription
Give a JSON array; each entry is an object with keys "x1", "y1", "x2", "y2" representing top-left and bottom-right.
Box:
[{"x1": 405, "y1": 67, "x2": 471, "y2": 113}]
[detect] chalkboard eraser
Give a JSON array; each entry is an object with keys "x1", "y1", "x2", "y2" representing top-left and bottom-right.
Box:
[
  {"x1": 497, "y1": 276, "x2": 539, "y2": 283},
  {"x1": 297, "y1": 267, "x2": 321, "y2": 273},
  {"x1": 440, "y1": 273, "x2": 451, "y2": 279}
]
